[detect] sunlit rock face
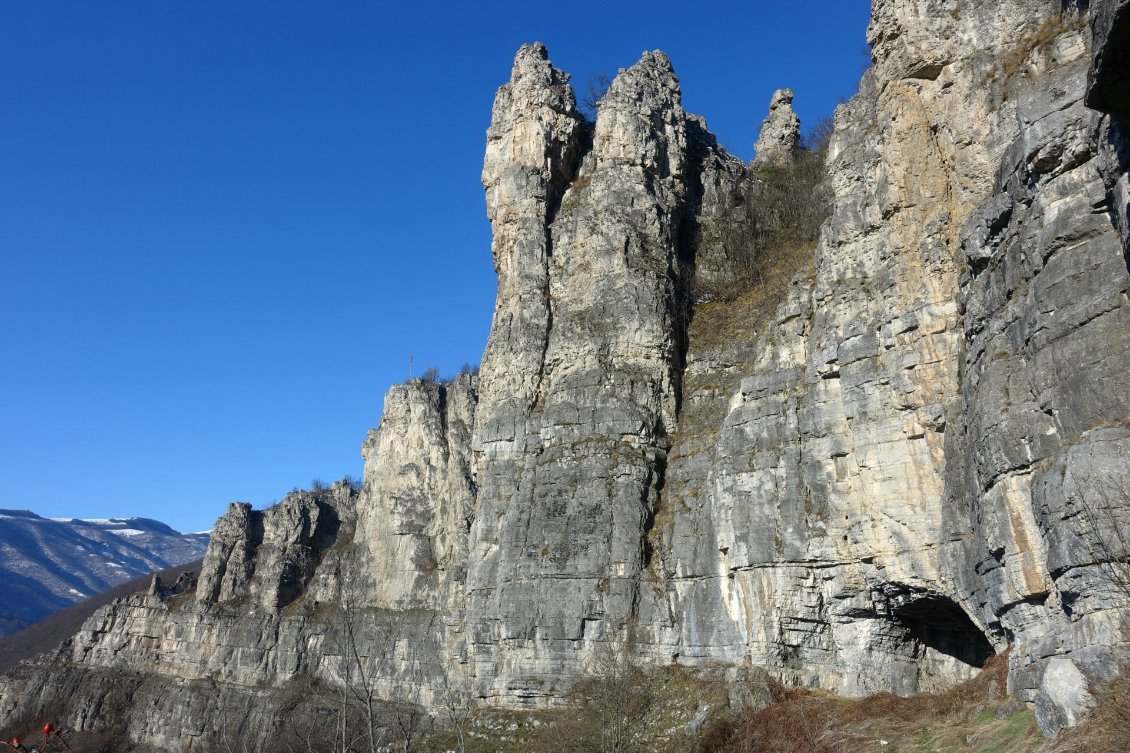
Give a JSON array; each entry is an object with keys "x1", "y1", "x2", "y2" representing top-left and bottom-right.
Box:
[
  {"x1": 2, "y1": 1, "x2": 1129, "y2": 746},
  {"x1": 752, "y1": 87, "x2": 800, "y2": 165},
  {"x1": 466, "y1": 46, "x2": 695, "y2": 702}
]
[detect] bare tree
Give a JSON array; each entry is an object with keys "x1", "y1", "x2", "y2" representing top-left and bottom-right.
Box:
[
  {"x1": 801, "y1": 115, "x2": 835, "y2": 154},
  {"x1": 1062, "y1": 470, "x2": 1130, "y2": 602},
  {"x1": 437, "y1": 667, "x2": 476, "y2": 753},
  {"x1": 392, "y1": 701, "x2": 427, "y2": 753},
  {"x1": 324, "y1": 558, "x2": 394, "y2": 753},
  {"x1": 323, "y1": 556, "x2": 441, "y2": 753},
  {"x1": 541, "y1": 643, "x2": 654, "y2": 753},
  {"x1": 281, "y1": 710, "x2": 330, "y2": 753},
  {"x1": 216, "y1": 698, "x2": 254, "y2": 753},
  {"x1": 580, "y1": 73, "x2": 612, "y2": 120},
  {"x1": 390, "y1": 612, "x2": 439, "y2": 753}
]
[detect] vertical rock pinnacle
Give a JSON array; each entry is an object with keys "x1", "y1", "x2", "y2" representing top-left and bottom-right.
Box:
[
  {"x1": 753, "y1": 87, "x2": 801, "y2": 166},
  {"x1": 476, "y1": 43, "x2": 586, "y2": 452}
]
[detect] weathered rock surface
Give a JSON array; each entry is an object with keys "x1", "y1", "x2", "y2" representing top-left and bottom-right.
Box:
[
  {"x1": 752, "y1": 88, "x2": 800, "y2": 165},
  {"x1": 356, "y1": 376, "x2": 477, "y2": 612},
  {"x1": 198, "y1": 487, "x2": 345, "y2": 612},
  {"x1": 466, "y1": 47, "x2": 692, "y2": 702},
  {"x1": 2, "y1": 1, "x2": 1129, "y2": 748},
  {"x1": 937, "y1": 1, "x2": 1130, "y2": 725}
]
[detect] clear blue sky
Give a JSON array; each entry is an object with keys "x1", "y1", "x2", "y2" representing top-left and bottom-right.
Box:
[{"x1": 1, "y1": 1, "x2": 872, "y2": 534}]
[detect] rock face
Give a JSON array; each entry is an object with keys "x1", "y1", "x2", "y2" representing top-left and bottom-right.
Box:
[
  {"x1": 198, "y1": 491, "x2": 342, "y2": 612},
  {"x1": 356, "y1": 376, "x2": 477, "y2": 612},
  {"x1": 752, "y1": 88, "x2": 800, "y2": 165},
  {"x1": 2, "y1": 1, "x2": 1129, "y2": 747},
  {"x1": 943, "y1": 0, "x2": 1130, "y2": 727},
  {"x1": 467, "y1": 47, "x2": 691, "y2": 701}
]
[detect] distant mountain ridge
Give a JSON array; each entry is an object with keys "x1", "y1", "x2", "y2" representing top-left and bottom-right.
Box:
[{"x1": 0, "y1": 509, "x2": 209, "y2": 637}]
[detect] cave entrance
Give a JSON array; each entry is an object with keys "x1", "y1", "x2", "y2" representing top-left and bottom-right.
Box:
[{"x1": 892, "y1": 595, "x2": 995, "y2": 668}]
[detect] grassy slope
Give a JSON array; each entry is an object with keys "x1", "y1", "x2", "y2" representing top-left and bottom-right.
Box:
[{"x1": 430, "y1": 653, "x2": 1127, "y2": 753}]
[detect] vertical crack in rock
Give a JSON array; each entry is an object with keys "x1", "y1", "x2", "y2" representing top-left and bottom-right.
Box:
[
  {"x1": 466, "y1": 48, "x2": 692, "y2": 700},
  {"x1": 198, "y1": 485, "x2": 353, "y2": 612},
  {"x1": 196, "y1": 502, "x2": 265, "y2": 605},
  {"x1": 1086, "y1": 0, "x2": 1130, "y2": 117},
  {"x1": 1089, "y1": 1, "x2": 1130, "y2": 274}
]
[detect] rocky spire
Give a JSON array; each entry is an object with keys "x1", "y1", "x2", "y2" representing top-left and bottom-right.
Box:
[
  {"x1": 465, "y1": 48, "x2": 692, "y2": 700},
  {"x1": 476, "y1": 42, "x2": 586, "y2": 460},
  {"x1": 752, "y1": 87, "x2": 800, "y2": 165},
  {"x1": 591, "y1": 50, "x2": 688, "y2": 187}
]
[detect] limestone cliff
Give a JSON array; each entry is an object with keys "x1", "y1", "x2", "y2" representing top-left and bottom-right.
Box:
[
  {"x1": 1, "y1": 1, "x2": 1128, "y2": 748},
  {"x1": 752, "y1": 88, "x2": 800, "y2": 166}
]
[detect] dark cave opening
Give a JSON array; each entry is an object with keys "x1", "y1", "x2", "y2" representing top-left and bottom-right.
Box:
[{"x1": 893, "y1": 595, "x2": 996, "y2": 668}]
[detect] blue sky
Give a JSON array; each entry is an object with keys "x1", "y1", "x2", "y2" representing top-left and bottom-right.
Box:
[{"x1": 1, "y1": 1, "x2": 872, "y2": 534}]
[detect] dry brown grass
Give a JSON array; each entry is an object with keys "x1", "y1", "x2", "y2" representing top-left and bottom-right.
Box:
[
  {"x1": 443, "y1": 654, "x2": 1130, "y2": 753},
  {"x1": 699, "y1": 686, "x2": 847, "y2": 753},
  {"x1": 694, "y1": 651, "x2": 1051, "y2": 753},
  {"x1": 693, "y1": 148, "x2": 827, "y2": 304},
  {"x1": 998, "y1": 11, "x2": 1087, "y2": 86},
  {"x1": 842, "y1": 650, "x2": 1009, "y2": 727},
  {"x1": 529, "y1": 660, "x2": 733, "y2": 753},
  {"x1": 689, "y1": 240, "x2": 814, "y2": 355}
]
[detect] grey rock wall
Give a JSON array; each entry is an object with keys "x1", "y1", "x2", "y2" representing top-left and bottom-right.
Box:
[
  {"x1": 939, "y1": 0, "x2": 1130, "y2": 731},
  {"x1": 355, "y1": 375, "x2": 477, "y2": 612},
  {"x1": 645, "y1": 0, "x2": 1039, "y2": 697},
  {"x1": 467, "y1": 47, "x2": 693, "y2": 702},
  {"x1": 752, "y1": 88, "x2": 800, "y2": 166},
  {"x1": 2, "y1": 0, "x2": 1129, "y2": 746},
  {"x1": 198, "y1": 486, "x2": 348, "y2": 611}
]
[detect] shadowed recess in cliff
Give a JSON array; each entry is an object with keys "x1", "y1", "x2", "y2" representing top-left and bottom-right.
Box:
[
  {"x1": 1086, "y1": 0, "x2": 1130, "y2": 116},
  {"x1": 892, "y1": 595, "x2": 995, "y2": 669}
]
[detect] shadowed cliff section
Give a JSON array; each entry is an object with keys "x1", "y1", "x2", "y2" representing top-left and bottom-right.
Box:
[{"x1": 1087, "y1": 0, "x2": 1130, "y2": 116}]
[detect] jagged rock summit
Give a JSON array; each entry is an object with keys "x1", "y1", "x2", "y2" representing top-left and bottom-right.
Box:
[
  {"x1": 752, "y1": 87, "x2": 800, "y2": 165},
  {"x1": 1, "y1": 1, "x2": 1129, "y2": 749}
]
